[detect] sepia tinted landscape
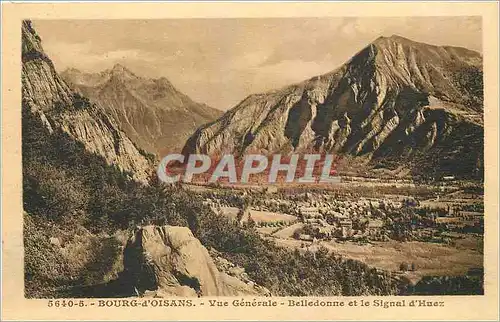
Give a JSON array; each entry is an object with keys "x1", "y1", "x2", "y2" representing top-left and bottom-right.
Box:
[{"x1": 22, "y1": 17, "x2": 484, "y2": 298}]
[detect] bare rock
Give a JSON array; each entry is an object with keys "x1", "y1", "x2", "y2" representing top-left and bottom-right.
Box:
[
  {"x1": 182, "y1": 35, "x2": 484, "y2": 179},
  {"x1": 22, "y1": 20, "x2": 152, "y2": 183},
  {"x1": 60, "y1": 65, "x2": 222, "y2": 155},
  {"x1": 123, "y1": 225, "x2": 269, "y2": 297},
  {"x1": 49, "y1": 237, "x2": 61, "y2": 247}
]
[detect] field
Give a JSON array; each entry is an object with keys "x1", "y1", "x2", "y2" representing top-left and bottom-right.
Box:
[
  {"x1": 215, "y1": 206, "x2": 298, "y2": 224},
  {"x1": 212, "y1": 206, "x2": 240, "y2": 220},
  {"x1": 268, "y1": 236, "x2": 483, "y2": 284},
  {"x1": 244, "y1": 209, "x2": 297, "y2": 223},
  {"x1": 272, "y1": 223, "x2": 304, "y2": 238}
]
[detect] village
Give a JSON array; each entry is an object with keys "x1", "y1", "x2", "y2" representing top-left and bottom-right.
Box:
[
  {"x1": 198, "y1": 181, "x2": 484, "y2": 281},
  {"x1": 203, "y1": 187, "x2": 484, "y2": 244}
]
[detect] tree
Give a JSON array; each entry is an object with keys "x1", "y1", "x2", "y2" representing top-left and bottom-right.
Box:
[
  {"x1": 247, "y1": 214, "x2": 256, "y2": 228},
  {"x1": 236, "y1": 208, "x2": 245, "y2": 224}
]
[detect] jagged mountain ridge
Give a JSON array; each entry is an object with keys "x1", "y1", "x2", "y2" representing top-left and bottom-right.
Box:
[
  {"x1": 61, "y1": 65, "x2": 222, "y2": 155},
  {"x1": 183, "y1": 35, "x2": 483, "y2": 179},
  {"x1": 22, "y1": 20, "x2": 152, "y2": 182}
]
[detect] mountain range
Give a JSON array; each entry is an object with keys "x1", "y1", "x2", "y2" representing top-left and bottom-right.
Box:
[
  {"x1": 22, "y1": 21, "x2": 152, "y2": 182},
  {"x1": 183, "y1": 35, "x2": 484, "y2": 180},
  {"x1": 23, "y1": 19, "x2": 484, "y2": 183},
  {"x1": 61, "y1": 65, "x2": 221, "y2": 155}
]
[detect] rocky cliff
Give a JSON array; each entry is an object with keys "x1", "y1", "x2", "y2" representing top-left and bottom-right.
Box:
[
  {"x1": 183, "y1": 35, "x2": 483, "y2": 179},
  {"x1": 61, "y1": 65, "x2": 222, "y2": 155},
  {"x1": 22, "y1": 20, "x2": 152, "y2": 182},
  {"x1": 122, "y1": 225, "x2": 269, "y2": 297}
]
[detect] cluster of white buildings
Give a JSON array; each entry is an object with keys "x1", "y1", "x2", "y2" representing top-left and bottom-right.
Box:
[{"x1": 298, "y1": 203, "x2": 387, "y2": 240}]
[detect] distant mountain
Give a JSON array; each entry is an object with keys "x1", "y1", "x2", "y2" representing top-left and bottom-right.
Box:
[
  {"x1": 22, "y1": 21, "x2": 152, "y2": 182},
  {"x1": 183, "y1": 35, "x2": 483, "y2": 180},
  {"x1": 61, "y1": 65, "x2": 222, "y2": 155}
]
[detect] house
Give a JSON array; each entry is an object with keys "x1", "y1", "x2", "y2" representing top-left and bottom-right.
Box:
[
  {"x1": 366, "y1": 219, "x2": 384, "y2": 236},
  {"x1": 441, "y1": 232, "x2": 462, "y2": 239},
  {"x1": 300, "y1": 207, "x2": 320, "y2": 218},
  {"x1": 263, "y1": 186, "x2": 278, "y2": 194},
  {"x1": 329, "y1": 211, "x2": 348, "y2": 223},
  {"x1": 338, "y1": 219, "x2": 353, "y2": 238},
  {"x1": 315, "y1": 226, "x2": 333, "y2": 238},
  {"x1": 298, "y1": 234, "x2": 314, "y2": 242},
  {"x1": 316, "y1": 219, "x2": 329, "y2": 227},
  {"x1": 339, "y1": 219, "x2": 353, "y2": 229},
  {"x1": 458, "y1": 211, "x2": 483, "y2": 224},
  {"x1": 435, "y1": 217, "x2": 461, "y2": 225}
]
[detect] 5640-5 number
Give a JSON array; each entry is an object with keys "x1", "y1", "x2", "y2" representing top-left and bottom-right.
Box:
[{"x1": 47, "y1": 300, "x2": 86, "y2": 308}]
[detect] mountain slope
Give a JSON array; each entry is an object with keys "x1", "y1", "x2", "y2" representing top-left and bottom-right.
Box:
[
  {"x1": 61, "y1": 65, "x2": 222, "y2": 155},
  {"x1": 22, "y1": 20, "x2": 152, "y2": 182},
  {"x1": 183, "y1": 35, "x2": 483, "y2": 180}
]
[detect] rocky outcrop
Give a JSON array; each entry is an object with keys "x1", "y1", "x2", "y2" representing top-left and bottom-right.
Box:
[
  {"x1": 209, "y1": 248, "x2": 271, "y2": 296},
  {"x1": 183, "y1": 35, "x2": 483, "y2": 179},
  {"x1": 61, "y1": 65, "x2": 222, "y2": 155},
  {"x1": 22, "y1": 21, "x2": 152, "y2": 182},
  {"x1": 122, "y1": 225, "x2": 269, "y2": 297}
]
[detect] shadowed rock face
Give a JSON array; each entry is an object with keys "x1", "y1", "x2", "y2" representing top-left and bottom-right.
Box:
[
  {"x1": 122, "y1": 225, "x2": 270, "y2": 297},
  {"x1": 183, "y1": 35, "x2": 483, "y2": 179},
  {"x1": 22, "y1": 20, "x2": 152, "y2": 182},
  {"x1": 61, "y1": 65, "x2": 222, "y2": 156}
]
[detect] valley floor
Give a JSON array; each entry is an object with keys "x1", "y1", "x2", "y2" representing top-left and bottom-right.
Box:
[
  {"x1": 197, "y1": 177, "x2": 484, "y2": 287},
  {"x1": 265, "y1": 235, "x2": 482, "y2": 285}
]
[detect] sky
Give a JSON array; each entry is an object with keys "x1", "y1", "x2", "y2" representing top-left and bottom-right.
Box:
[{"x1": 33, "y1": 17, "x2": 482, "y2": 110}]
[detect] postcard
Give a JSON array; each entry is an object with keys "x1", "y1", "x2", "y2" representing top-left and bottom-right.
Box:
[{"x1": 1, "y1": 1, "x2": 499, "y2": 321}]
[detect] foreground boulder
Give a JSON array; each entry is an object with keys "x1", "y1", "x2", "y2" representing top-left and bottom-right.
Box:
[{"x1": 122, "y1": 225, "x2": 269, "y2": 297}]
